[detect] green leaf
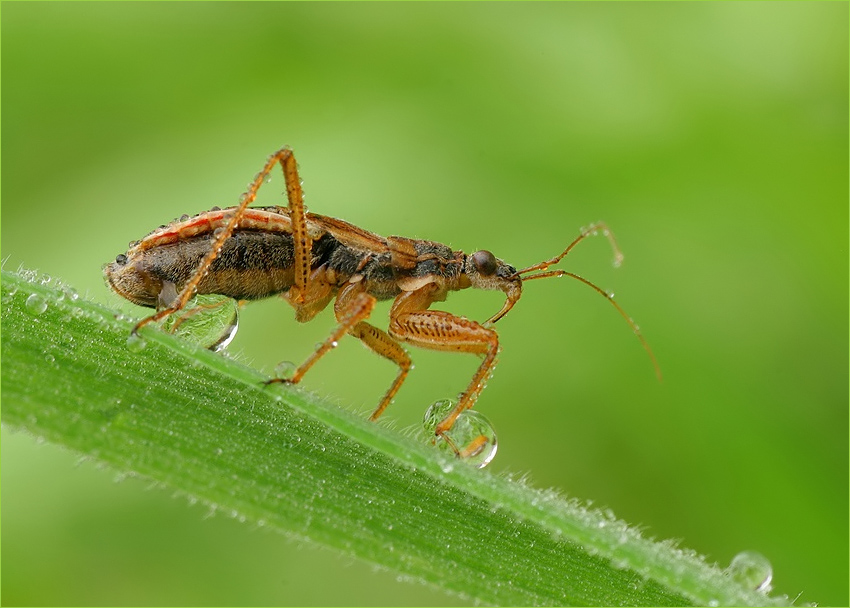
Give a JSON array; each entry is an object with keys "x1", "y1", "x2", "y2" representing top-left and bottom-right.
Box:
[{"x1": 1, "y1": 269, "x2": 793, "y2": 606}]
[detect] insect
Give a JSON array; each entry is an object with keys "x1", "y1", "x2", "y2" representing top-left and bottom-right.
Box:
[{"x1": 105, "y1": 147, "x2": 658, "y2": 460}]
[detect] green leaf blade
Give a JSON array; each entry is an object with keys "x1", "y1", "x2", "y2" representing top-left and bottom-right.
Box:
[{"x1": 1, "y1": 269, "x2": 792, "y2": 606}]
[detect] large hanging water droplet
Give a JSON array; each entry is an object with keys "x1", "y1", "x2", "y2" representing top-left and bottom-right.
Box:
[
  {"x1": 423, "y1": 398, "x2": 498, "y2": 469},
  {"x1": 726, "y1": 550, "x2": 773, "y2": 592},
  {"x1": 25, "y1": 293, "x2": 48, "y2": 315},
  {"x1": 160, "y1": 294, "x2": 239, "y2": 350}
]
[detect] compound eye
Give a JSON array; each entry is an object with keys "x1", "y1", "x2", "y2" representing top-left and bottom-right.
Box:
[
  {"x1": 471, "y1": 250, "x2": 497, "y2": 276},
  {"x1": 115, "y1": 254, "x2": 128, "y2": 265}
]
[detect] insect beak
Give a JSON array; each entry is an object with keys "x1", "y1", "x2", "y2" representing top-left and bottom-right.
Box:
[
  {"x1": 484, "y1": 280, "x2": 522, "y2": 326},
  {"x1": 483, "y1": 260, "x2": 560, "y2": 326}
]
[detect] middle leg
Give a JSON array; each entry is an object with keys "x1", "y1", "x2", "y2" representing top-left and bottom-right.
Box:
[
  {"x1": 334, "y1": 282, "x2": 413, "y2": 420},
  {"x1": 269, "y1": 280, "x2": 412, "y2": 411}
]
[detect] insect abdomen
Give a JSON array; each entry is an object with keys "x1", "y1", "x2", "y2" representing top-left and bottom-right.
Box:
[{"x1": 150, "y1": 230, "x2": 299, "y2": 300}]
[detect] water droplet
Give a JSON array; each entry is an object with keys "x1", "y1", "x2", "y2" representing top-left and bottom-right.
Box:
[
  {"x1": 209, "y1": 312, "x2": 239, "y2": 352},
  {"x1": 612, "y1": 256, "x2": 623, "y2": 269},
  {"x1": 423, "y1": 398, "x2": 455, "y2": 432},
  {"x1": 2, "y1": 282, "x2": 18, "y2": 303},
  {"x1": 160, "y1": 294, "x2": 239, "y2": 350},
  {"x1": 126, "y1": 333, "x2": 147, "y2": 353},
  {"x1": 44, "y1": 353, "x2": 55, "y2": 364},
  {"x1": 423, "y1": 398, "x2": 498, "y2": 469},
  {"x1": 726, "y1": 550, "x2": 773, "y2": 592},
  {"x1": 25, "y1": 294, "x2": 48, "y2": 315},
  {"x1": 274, "y1": 360, "x2": 297, "y2": 379}
]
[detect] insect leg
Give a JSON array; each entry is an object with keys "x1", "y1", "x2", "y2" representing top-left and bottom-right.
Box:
[
  {"x1": 133, "y1": 147, "x2": 311, "y2": 332},
  {"x1": 389, "y1": 285, "x2": 500, "y2": 439},
  {"x1": 268, "y1": 280, "x2": 377, "y2": 387},
  {"x1": 330, "y1": 282, "x2": 412, "y2": 421},
  {"x1": 355, "y1": 322, "x2": 413, "y2": 422},
  {"x1": 275, "y1": 280, "x2": 413, "y2": 418},
  {"x1": 329, "y1": 282, "x2": 413, "y2": 420},
  {"x1": 282, "y1": 266, "x2": 336, "y2": 324}
]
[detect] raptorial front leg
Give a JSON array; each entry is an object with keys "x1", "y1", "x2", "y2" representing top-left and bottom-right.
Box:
[{"x1": 388, "y1": 286, "x2": 500, "y2": 439}]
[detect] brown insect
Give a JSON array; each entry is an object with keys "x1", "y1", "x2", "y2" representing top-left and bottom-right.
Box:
[{"x1": 105, "y1": 148, "x2": 658, "y2": 458}]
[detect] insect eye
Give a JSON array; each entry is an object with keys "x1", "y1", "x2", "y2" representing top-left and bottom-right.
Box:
[
  {"x1": 471, "y1": 250, "x2": 497, "y2": 276},
  {"x1": 115, "y1": 254, "x2": 128, "y2": 265}
]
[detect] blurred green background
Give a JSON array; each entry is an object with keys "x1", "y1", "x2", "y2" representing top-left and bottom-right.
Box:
[{"x1": 2, "y1": 2, "x2": 846, "y2": 606}]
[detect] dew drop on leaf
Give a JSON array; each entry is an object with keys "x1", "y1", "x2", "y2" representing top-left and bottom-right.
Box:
[
  {"x1": 422, "y1": 398, "x2": 455, "y2": 433},
  {"x1": 274, "y1": 360, "x2": 297, "y2": 379},
  {"x1": 25, "y1": 294, "x2": 48, "y2": 315},
  {"x1": 726, "y1": 550, "x2": 773, "y2": 592},
  {"x1": 160, "y1": 294, "x2": 239, "y2": 351},
  {"x1": 423, "y1": 398, "x2": 498, "y2": 469},
  {"x1": 126, "y1": 333, "x2": 147, "y2": 353}
]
